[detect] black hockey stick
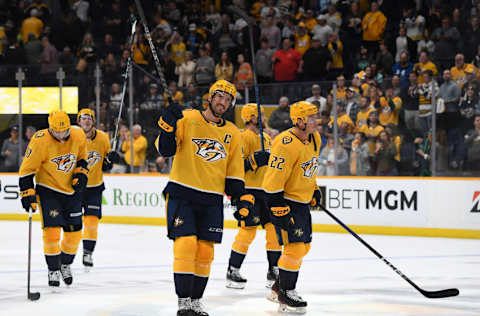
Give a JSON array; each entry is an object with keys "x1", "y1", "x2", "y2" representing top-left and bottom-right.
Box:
[
  {"x1": 133, "y1": 0, "x2": 172, "y2": 103},
  {"x1": 111, "y1": 17, "x2": 137, "y2": 152},
  {"x1": 226, "y1": 5, "x2": 265, "y2": 150},
  {"x1": 27, "y1": 207, "x2": 40, "y2": 301},
  {"x1": 319, "y1": 204, "x2": 459, "y2": 299}
]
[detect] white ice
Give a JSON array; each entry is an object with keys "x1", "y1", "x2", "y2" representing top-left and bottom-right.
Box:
[{"x1": 1, "y1": 220, "x2": 479, "y2": 316}]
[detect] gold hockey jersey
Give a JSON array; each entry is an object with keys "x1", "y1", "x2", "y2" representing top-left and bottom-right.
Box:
[
  {"x1": 164, "y1": 109, "x2": 244, "y2": 203},
  {"x1": 263, "y1": 128, "x2": 321, "y2": 204},
  {"x1": 85, "y1": 129, "x2": 111, "y2": 188},
  {"x1": 241, "y1": 129, "x2": 271, "y2": 190},
  {"x1": 19, "y1": 127, "x2": 87, "y2": 195}
]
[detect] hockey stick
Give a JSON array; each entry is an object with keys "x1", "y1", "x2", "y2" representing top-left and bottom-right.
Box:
[
  {"x1": 27, "y1": 207, "x2": 40, "y2": 301},
  {"x1": 319, "y1": 204, "x2": 459, "y2": 298},
  {"x1": 111, "y1": 18, "x2": 137, "y2": 152},
  {"x1": 133, "y1": 0, "x2": 172, "y2": 103},
  {"x1": 226, "y1": 5, "x2": 265, "y2": 151}
]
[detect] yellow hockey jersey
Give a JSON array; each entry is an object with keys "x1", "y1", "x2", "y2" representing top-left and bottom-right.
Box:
[
  {"x1": 85, "y1": 129, "x2": 111, "y2": 188},
  {"x1": 164, "y1": 110, "x2": 244, "y2": 204},
  {"x1": 241, "y1": 128, "x2": 272, "y2": 191},
  {"x1": 19, "y1": 127, "x2": 87, "y2": 195},
  {"x1": 263, "y1": 129, "x2": 321, "y2": 204}
]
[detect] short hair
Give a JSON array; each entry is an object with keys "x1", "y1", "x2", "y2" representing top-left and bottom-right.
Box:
[{"x1": 133, "y1": 124, "x2": 142, "y2": 131}]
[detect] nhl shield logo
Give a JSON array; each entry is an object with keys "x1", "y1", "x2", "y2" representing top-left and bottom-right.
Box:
[
  {"x1": 301, "y1": 157, "x2": 321, "y2": 178},
  {"x1": 192, "y1": 138, "x2": 227, "y2": 162},
  {"x1": 87, "y1": 151, "x2": 102, "y2": 168},
  {"x1": 51, "y1": 153, "x2": 76, "y2": 173}
]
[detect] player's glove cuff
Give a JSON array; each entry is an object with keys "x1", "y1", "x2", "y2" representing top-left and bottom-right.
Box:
[
  {"x1": 233, "y1": 194, "x2": 255, "y2": 226},
  {"x1": 310, "y1": 185, "x2": 322, "y2": 208},
  {"x1": 20, "y1": 188, "x2": 37, "y2": 212}
]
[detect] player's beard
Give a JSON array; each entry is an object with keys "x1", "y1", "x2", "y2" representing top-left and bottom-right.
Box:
[{"x1": 209, "y1": 101, "x2": 226, "y2": 118}]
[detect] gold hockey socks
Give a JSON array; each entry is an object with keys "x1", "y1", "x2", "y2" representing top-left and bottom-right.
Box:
[
  {"x1": 173, "y1": 236, "x2": 197, "y2": 298},
  {"x1": 82, "y1": 215, "x2": 99, "y2": 253},
  {"x1": 61, "y1": 230, "x2": 82, "y2": 265},
  {"x1": 229, "y1": 226, "x2": 257, "y2": 268},
  {"x1": 43, "y1": 227, "x2": 61, "y2": 271}
]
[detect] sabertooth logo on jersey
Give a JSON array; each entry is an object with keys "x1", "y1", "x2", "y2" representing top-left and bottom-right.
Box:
[
  {"x1": 87, "y1": 151, "x2": 102, "y2": 168},
  {"x1": 301, "y1": 157, "x2": 321, "y2": 178},
  {"x1": 192, "y1": 138, "x2": 227, "y2": 162},
  {"x1": 51, "y1": 153, "x2": 76, "y2": 173},
  {"x1": 470, "y1": 191, "x2": 480, "y2": 213}
]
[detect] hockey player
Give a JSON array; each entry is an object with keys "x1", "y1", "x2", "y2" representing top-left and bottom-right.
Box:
[
  {"x1": 19, "y1": 110, "x2": 89, "y2": 287},
  {"x1": 156, "y1": 79, "x2": 255, "y2": 316},
  {"x1": 263, "y1": 101, "x2": 322, "y2": 314},
  {"x1": 226, "y1": 103, "x2": 282, "y2": 289},
  {"x1": 77, "y1": 109, "x2": 119, "y2": 268}
]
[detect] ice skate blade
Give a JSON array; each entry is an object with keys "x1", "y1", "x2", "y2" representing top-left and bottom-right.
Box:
[
  {"x1": 226, "y1": 280, "x2": 245, "y2": 289},
  {"x1": 49, "y1": 286, "x2": 61, "y2": 293},
  {"x1": 267, "y1": 290, "x2": 278, "y2": 303},
  {"x1": 278, "y1": 303, "x2": 306, "y2": 314},
  {"x1": 84, "y1": 266, "x2": 92, "y2": 273}
]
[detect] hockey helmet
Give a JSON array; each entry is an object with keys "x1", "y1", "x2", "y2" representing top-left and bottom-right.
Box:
[
  {"x1": 208, "y1": 79, "x2": 237, "y2": 107},
  {"x1": 48, "y1": 110, "x2": 71, "y2": 132},
  {"x1": 77, "y1": 108, "x2": 96, "y2": 122},
  {"x1": 241, "y1": 103, "x2": 265, "y2": 124},
  {"x1": 290, "y1": 101, "x2": 318, "y2": 124}
]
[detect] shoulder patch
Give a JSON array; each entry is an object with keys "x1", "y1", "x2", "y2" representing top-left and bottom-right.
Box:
[
  {"x1": 282, "y1": 136, "x2": 292, "y2": 144},
  {"x1": 34, "y1": 131, "x2": 45, "y2": 138}
]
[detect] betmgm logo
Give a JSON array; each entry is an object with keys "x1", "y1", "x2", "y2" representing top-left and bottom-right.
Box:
[
  {"x1": 192, "y1": 138, "x2": 226, "y2": 162},
  {"x1": 470, "y1": 191, "x2": 480, "y2": 213}
]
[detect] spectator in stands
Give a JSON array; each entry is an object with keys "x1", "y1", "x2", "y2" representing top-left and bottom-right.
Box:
[
  {"x1": 305, "y1": 84, "x2": 327, "y2": 112},
  {"x1": 392, "y1": 75, "x2": 402, "y2": 97},
  {"x1": 474, "y1": 45, "x2": 480, "y2": 69},
  {"x1": 23, "y1": 126, "x2": 36, "y2": 156},
  {"x1": 294, "y1": 22, "x2": 311, "y2": 56},
  {"x1": 379, "y1": 85, "x2": 402, "y2": 127},
  {"x1": 175, "y1": 51, "x2": 196, "y2": 88},
  {"x1": 215, "y1": 51, "x2": 233, "y2": 82},
  {"x1": 329, "y1": 102, "x2": 354, "y2": 134},
  {"x1": 361, "y1": 1, "x2": 387, "y2": 59},
  {"x1": 233, "y1": 53, "x2": 253, "y2": 93},
  {"x1": 185, "y1": 23, "x2": 203, "y2": 57},
  {"x1": 355, "y1": 96, "x2": 373, "y2": 130},
  {"x1": 260, "y1": 15, "x2": 281, "y2": 50},
  {"x1": 373, "y1": 130, "x2": 398, "y2": 176},
  {"x1": 326, "y1": 4, "x2": 342, "y2": 35},
  {"x1": 39, "y1": 35, "x2": 58, "y2": 83},
  {"x1": 464, "y1": 114, "x2": 480, "y2": 171},
  {"x1": 401, "y1": 71, "x2": 419, "y2": 131},
  {"x1": 451, "y1": 53, "x2": 480, "y2": 89},
  {"x1": 402, "y1": 6, "x2": 425, "y2": 42},
  {"x1": 356, "y1": 45, "x2": 370, "y2": 72},
  {"x1": 108, "y1": 82, "x2": 123, "y2": 112},
  {"x1": 97, "y1": 34, "x2": 120, "y2": 62},
  {"x1": 319, "y1": 136, "x2": 349, "y2": 176},
  {"x1": 121, "y1": 124, "x2": 147, "y2": 174},
  {"x1": 312, "y1": 14, "x2": 332, "y2": 47},
  {"x1": 21, "y1": 8, "x2": 43, "y2": 43},
  {"x1": 194, "y1": 45, "x2": 215, "y2": 87},
  {"x1": 375, "y1": 42, "x2": 394, "y2": 76},
  {"x1": 155, "y1": 156, "x2": 171, "y2": 174},
  {"x1": 255, "y1": 38, "x2": 274, "y2": 84},
  {"x1": 167, "y1": 31, "x2": 185, "y2": 66},
  {"x1": 272, "y1": 37, "x2": 302, "y2": 100},
  {"x1": 417, "y1": 29, "x2": 435, "y2": 57},
  {"x1": 459, "y1": 85, "x2": 480, "y2": 135},
  {"x1": 345, "y1": 87, "x2": 360, "y2": 122},
  {"x1": 462, "y1": 70, "x2": 480, "y2": 96},
  {"x1": 1, "y1": 125, "x2": 20, "y2": 172},
  {"x1": 395, "y1": 25, "x2": 416, "y2": 63},
  {"x1": 431, "y1": 16, "x2": 460, "y2": 72},
  {"x1": 463, "y1": 16, "x2": 480, "y2": 62},
  {"x1": 140, "y1": 83, "x2": 164, "y2": 111},
  {"x1": 183, "y1": 83, "x2": 203, "y2": 110},
  {"x1": 268, "y1": 96, "x2": 292, "y2": 132},
  {"x1": 110, "y1": 124, "x2": 129, "y2": 173},
  {"x1": 327, "y1": 33, "x2": 343, "y2": 78},
  {"x1": 360, "y1": 110, "x2": 384, "y2": 155},
  {"x1": 281, "y1": 15, "x2": 295, "y2": 40},
  {"x1": 164, "y1": 81, "x2": 184, "y2": 106},
  {"x1": 350, "y1": 132, "x2": 371, "y2": 176},
  {"x1": 78, "y1": 32, "x2": 96, "y2": 63},
  {"x1": 302, "y1": 35, "x2": 331, "y2": 82},
  {"x1": 24, "y1": 32, "x2": 43, "y2": 66},
  {"x1": 413, "y1": 50, "x2": 438, "y2": 83},
  {"x1": 103, "y1": 0, "x2": 125, "y2": 45},
  {"x1": 415, "y1": 70, "x2": 439, "y2": 135},
  {"x1": 393, "y1": 50, "x2": 414, "y2": 89},
  {"x1": 341, "y1": 1, "x2": 362, "y2": 76},
  {"x1": 102, "y1": 53, "x2": 121, "y2": 87}
]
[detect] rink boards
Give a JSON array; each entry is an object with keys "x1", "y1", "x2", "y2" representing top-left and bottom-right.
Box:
[{"x1": 1, "y1": 173, "x2": 479, "y2": 239}]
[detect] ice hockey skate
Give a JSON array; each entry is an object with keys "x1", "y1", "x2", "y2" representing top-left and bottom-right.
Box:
[
  {"x1": 60, "y1": 264, "x2": 73, "y2": 285},
  {"x1": 191, "y1": 298, "x2": 209, "y2": 316},
  {"x1": 176, "y1": 297, "x2": 192, "y2": 316},
  {"x1": 226, "y1": 265, "x2": 247, "y2": 289},
  {"x1": 277, "y1": 288, "x2": 307, "y2": 314},
  {"x1": 83, "y1": 251, "x2": 93, "y2": 271},
  {"x1": 48, "y1": 270, "x2": 61, "y2": 287},
  {"x1": 266, "y1": 266, "x2": 279, "y2": 288}
]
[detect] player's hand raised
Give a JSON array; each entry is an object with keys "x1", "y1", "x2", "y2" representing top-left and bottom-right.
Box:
[{"x1": 159, "y1": 101, "x2": 183, "y2": 133}]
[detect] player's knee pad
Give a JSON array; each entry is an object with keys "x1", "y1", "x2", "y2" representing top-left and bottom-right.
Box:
[
  {"x1": 195, "y1": 240, "x2": 214, "y2": 277},
  {"x1": 264, "y1": 223, "x2": 281, "y2": 251},
  {"x1": 278, "y1": 242, "x2": 306, "y2": 272},
  {"x1": 43, "y1": 227, "x2": 61, "y2": 255},
  {"x1": 61, "y1": 230, "x2": 82, "y2": 255},
  {"x1": 83, "y1": 215, "x2": 99, "y2": 240},
  {"x1": 232, "y1": 226, "x2": 257, "y2": 254},
  {"x1": 173, "y1": 235, "x2": 197, "y2": 273}
]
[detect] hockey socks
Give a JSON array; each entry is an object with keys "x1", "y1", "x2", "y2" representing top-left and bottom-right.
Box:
[
  {"x1": 228, "y1": 250, "x2": 246, "y2": 269},
  {"x1": 279, "y1": 269, "x2": 299, "y2": 291},
  {"x1": 267, "y1": 250, "x2": 281, "y2": 269}
]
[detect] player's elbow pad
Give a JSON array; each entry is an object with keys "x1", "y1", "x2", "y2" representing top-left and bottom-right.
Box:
[{"x1": 158, "y1": 132, "x2": 177, "y2": 157}]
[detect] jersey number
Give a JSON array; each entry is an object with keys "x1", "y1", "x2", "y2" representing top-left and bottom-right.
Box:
[{"x1": 270, "y1": 156, "x2": 285, "y2": 170}]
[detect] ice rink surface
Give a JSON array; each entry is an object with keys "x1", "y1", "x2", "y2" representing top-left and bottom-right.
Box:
[{"x1": 0, "y1": 220, "x2": 478, "y2": 316}]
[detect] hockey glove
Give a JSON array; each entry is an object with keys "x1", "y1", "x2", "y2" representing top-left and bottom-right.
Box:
[
  {"x1": 245, "y1": 150, "x2": 270, "y2": 171},
  {"x1": 310, "y1": 185, "x2": 322, "y2": 210},
  {"x1": 102, "y1": 151, "x2": 120, "y2": 171},
  {"x1": 20, "y1": 188, "x2": 37, "y2": 212},
  {"x1": 270, "y1": 205, "x2": 294, "y2": 231},
  {"x1": 158, "y1": 101, "x2": 183, "y2": 133},
  {"x1": 72, "y1": 166, "x2": 88, "y2": 192},
  {"x1": 233, "y1": 194, "x2": 255, "y2": 226}
]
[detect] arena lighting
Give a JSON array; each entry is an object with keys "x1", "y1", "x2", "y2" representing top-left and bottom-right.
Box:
[{"x1": 0, "y1": 87, "x2": 78, "y2": 114}]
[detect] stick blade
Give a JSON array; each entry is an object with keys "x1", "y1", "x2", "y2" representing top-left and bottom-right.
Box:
[
  {"x1": 28, "y1": 292, "x2": 40, "y2": 301},
  {"x1": 421, "y1": 288, "x2": 459, "y2": 299}
]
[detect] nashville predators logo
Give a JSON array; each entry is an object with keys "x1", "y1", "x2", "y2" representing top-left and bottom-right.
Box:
[
  {"x1": 87, "y1": 151, "x2": 102, "y2": 168},
  {"x1": 51, "y1": 153, "x2": 76, "y2": 173},
  {"x1": 294, "y1": 228, "x2": 304, "y2": 237},
  {"x1": 173, "y1": 217, "x2": 184, "y2": 227},
  {"x1": 49, "y1": 209, "x2": 59, "y2": 218},
  {"x1": 252, "y1": 216, "x2": 260, "y2": 224},
  {"x1": 192, "y1": 138, "x2": 226, "y2": 162},
  {"x1": 301, "y1": 157, "x2": 321, "y2": 178}
]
